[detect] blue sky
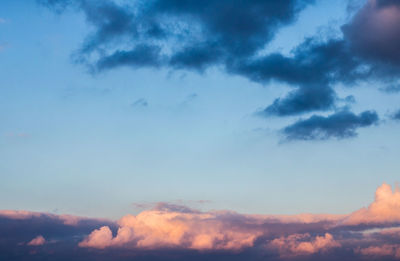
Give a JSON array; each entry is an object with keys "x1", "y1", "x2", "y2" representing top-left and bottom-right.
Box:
[{"x1": 1, "y1": 0, "x2": 400, "y2": 221}]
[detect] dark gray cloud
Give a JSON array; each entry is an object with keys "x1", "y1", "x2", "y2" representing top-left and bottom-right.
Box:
[
  {"x1": 37, "y1": 0, "x2": 400, "y2": 138},
  {"x1": 96, "y1": 45, "x2": 163, "y2": 72},
  {"x1": 260, "y1": 85, "x2": 336, "y2": 116},
  {"x1": 229, "y1": 38, "x2": 366, "y2": 117},
  {"x1": 39, "y1": 0, "x2": 314, "y2": 72},
  {"x1": 282, "y1": 110, "x2": 379, "y2": 140}
]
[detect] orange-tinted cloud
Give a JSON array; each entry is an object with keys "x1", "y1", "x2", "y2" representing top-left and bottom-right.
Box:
[
  {"x1": 267, "y1": 233, "x2": 340, "y2": 257},
  {"x1": 343, "y1": 183, "x2": 400, "y2": 225},
  {"x1": 80, "y1": 208, "x2": 262, "y2": 250},
  {"x1": 27, "y1": 235, "x2": 46, "y2": 246},
  {"x1": 0, "y1": 210, "x2": 108, "y2": 226}
]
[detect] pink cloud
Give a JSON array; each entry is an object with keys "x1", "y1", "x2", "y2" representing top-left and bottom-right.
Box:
[
  {"x1": 343, "y1": 183, "x2": 400, "y2": 225},
  {"x1": 267, "y1": 233, "x2": 340, "y2": 257},
  {"x1": 357, "y1": 244, "x2": 400, "y2": 259},
  {"x1": 0, "y1": 210, "x2": 43, "y2": 220},
  {"x1": 379, "y1": 226, "x2": 400, "y2": 236},
  {"x1": 79, "y1": 226, "x2": 113, "y2": 249},
  {"x1": 27, "y1": 235, "x2": 46, "y2": 246},
  {"x1": 0, "y1": 210, "x2": 107, "y2": 226},
  {"x1": 255, "y1": 213, "x2": 345, "y2": 224},
  {"x1": 80, "y1": 209, "x2": 262, "y2": 250}
]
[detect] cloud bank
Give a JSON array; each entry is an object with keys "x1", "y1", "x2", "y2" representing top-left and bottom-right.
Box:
[{"x1": 3, "y1": 183, "x2": 400, "y2": 260}]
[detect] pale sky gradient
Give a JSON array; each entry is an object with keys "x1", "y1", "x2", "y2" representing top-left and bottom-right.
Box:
[{"x1": 0, "y1": 0, "x2": 399, "y2": 219}]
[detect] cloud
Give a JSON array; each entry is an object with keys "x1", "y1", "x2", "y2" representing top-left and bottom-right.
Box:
[
  {"x1": 79, "y1": 205, "x2": 262, "y2": 250},
  {"x1": 35, "y1": 0, "x2": 400, "y2": 142},
  {"x1": 27, "y1": 235, "x2": 46, "y2": 246},
  {"x1": 267, "y1": 233, "x2": 340, "y2": 257},
  {"x1": 0, "y1": 210, "x2": 107, "y2": 226},
  {"x1": 35, "y1": 0, "x2": 400, "y2": 140},
  {"x1": 78, "y1": 226, "x2": 113, "y2": 249},
  {"x1": 393, "y1": 109, "x2": 400, "y2": 120},
  {"x1": 234, "y1": 38, "x2": 364, "y2": 116},
  {"x1": 357, "y1": 244, "x2": 400, "y2": 259},
  {"x1": 343, "y1": 183, "x2": 400, "y2": 225},
  {"x1": 260, "y1": 85, "x2": 336, "y2": 117},
  {"x1": 0, "y1": 210, "x2": 42, "y2": 220},
  {"x1": 79, "y1": 183, "x2": 400, "y2": 252},
  {"x1": 282, "y1": 110, "x2": 379, "y2": 140},
  {"x1": 342, "y1": 0, "x2": 400, "y2": 66},
  {"x1": 3, "y1": 184, "x2": 400, "y2": 260},
  {"x1": 38, "y1": 0, "x2": 314, "y2": 72},
  {"x1": 131, "y1": 98, "x2": 148, "y2": 108},
  {"x1": 380, "y1": 84, "x2": 400, "y2": 93}
]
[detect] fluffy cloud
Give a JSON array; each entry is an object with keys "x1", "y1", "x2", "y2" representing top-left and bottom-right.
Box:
[
  {"x1": 78, "y1": 184, "x2": 400, "y2": 254},
  {"x1": 80, "y1": 206, "x2": 262, "y2": 250},
  {"x1": 268, "y1": 233, "x2": 340, "y2": 257},
  {"x1": 343, "y1": 183, "x2": 400, "y2": 225}
]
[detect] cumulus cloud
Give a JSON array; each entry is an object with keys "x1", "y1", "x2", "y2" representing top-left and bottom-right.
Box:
[
  {"x1": 343, "y1": 183, "x2": 400, "y2": 225},
  {"x1": 80, "y1": 205, "x2": 262, "y2": 250},
  {"x1": 267, "y1": 233, "x2": 340, "y2": 257},
  {"x1": 282, "y1": 110, "x2": 379, "y2": 140},
  {"x1": 27, "y1": 235, "x2": 46, "y2": 246}
]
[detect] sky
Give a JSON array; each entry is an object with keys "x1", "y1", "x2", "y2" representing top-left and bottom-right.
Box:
[{"x1": 1, "y1": 0, "x2": 400, "y2": 260}]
